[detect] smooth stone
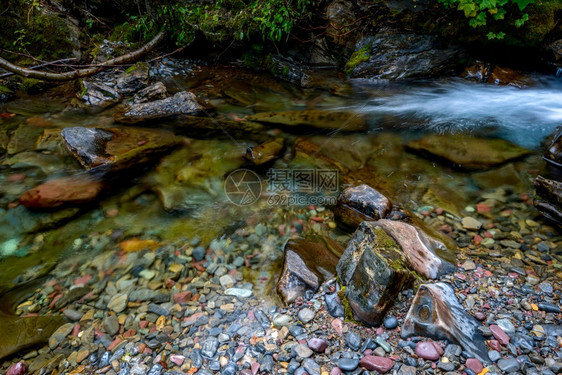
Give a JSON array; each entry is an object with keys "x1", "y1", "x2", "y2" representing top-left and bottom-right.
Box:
[
  {"x1": 294, "y1": 344, "x2": 313, "y2": 359},
  {"x1": 496, "y1": 319, "x2": 516, "y2": 335},
  {"x1": 497, "y1": 358, "x2": 520, "y2": 373},
  {"x1": 462, "y1": 217, "x2": 482, "y2": 231},
  {"x1": 375, "y1": 336, "x2": 391, "y2": 353},
  {"x1": 224, "y1": 288, "x2": 252, "y2": 298},
  {"x1": 489, "y1": 350, "x2": 501, "y2": 362},
  {"x1": 466, "y1": 358, "x2": 484, "y2": 373},
  {"x1": 102, "y1": 315, "x2": 120, "y2": 336},
  {"x1": 337, "y1": 358, "x2": 359, "y2": 372},
  {"x1": 383, "y1": 316, "x2": 398, "y2": 330},
  {"x1": 298, "y1": 308, "x2": 315, "y2": 324},
  {"x1": 345, "y1": 331, "x2": 362, "y2": 351},
  {"x1": 538, "y1": 302, "x2": 560, "y2": 313},
  {"x1": 107, "y1": 293, "x2": 128, "y2": 313},
  {"x1": 6, "y1": 361, "x2": 26, "y2": 375},
  {"x1": 359, "y1": 355, "x2": 395, "y2": 373},
  {"x1": 490, "y1": 324, "x2": 510, "y2": 345},
  {"x1": 308, "y1": 338, "x2": 329, "y2": 353},
  {"x1": 303, "y1": 358, "x2": 321, "y2": 375},
  {"x1": 415, "y1": 341, "x2": 441, "y2": 361},
  {"x1": 272, "y1": 314, "x2": 292, "y2": 328},
  {"x1": 48, "y1": 323, "x2": 74, "y2": 349}
]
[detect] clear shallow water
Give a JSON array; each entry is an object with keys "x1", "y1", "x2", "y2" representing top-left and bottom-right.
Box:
[
  {"x1": 0, "y1": 68, "x2": 558, "y2": 287},
  {"x1": 355, "y1": 78, "x2": 562, "y2": 148}
]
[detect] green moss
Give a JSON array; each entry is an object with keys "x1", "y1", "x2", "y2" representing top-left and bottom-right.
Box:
[
  {"x1": 0, "y1": 85, "x2": 12, "y2": 94},
  {"x1": 344, "y1": 44, "x2": 371, "y2": 76}
]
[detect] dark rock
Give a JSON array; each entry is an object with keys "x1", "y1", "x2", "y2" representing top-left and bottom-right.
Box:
[
  {"x1": 115, "y1": 62, "x2": 149, "y2": 95},
  {"x1": 359, "y1": 356, "x2": 395, "y2": 373},
  {"x1": 245, "y1": 138, "x2": 285, "y2": 165},
  {"x1": 114, "y1": 91, "x2": 203, "y2": 124},
  {"x1": 538, "y1": 302, "x2": 560, "y2": 313},
  {"x1": 534, "y1": 175, "x2": 562, "y2": 225},
  {"x1": 147, "y1": 364, "x2": 163, "y2": 375},
  {"x1": 406, "y1": 134, "x2": 530, "y2": 170},
  {"x1": 277, "y1": 236, "x2": 344, "y2": 304},
  {"x1": 334, "y1": 184, "x2": 391, "y2": 228},
  {"x1": 544, "y1": 127, "x2": 562, "y2": 166},
  {"x1": 497, "y1": 358, "x2": 520, "y2": 373},
  {"x1": 201, "y1": 337, "x2": 219, "y2": 358},
  {"x1": 345, "y1": 332, "x2": 362, "y2": 351},
  {"x1": 338, "y1": 358, "x2": 359, "y2": 371},
  {"x1": 133, "y1": 82, "x2": 168, "y2": 104},
  {"x1": 20, "y1": 174, "x2": 103, "y2": 208},
  {"x1": 79, "y1": 80, "x2": 121, "y2": 108},
  {"x1": 375, "y1": 219, "x2": 455, "y2": 279},
  {"x1": 336, "y1": 222, "x2": 415, "y2": 326},
  {"x1": 128, "y1": 289, "x2": 170, "y2": 303},
  {"x1": 348, "y1": 31, "x2": 462, "y2": 80},
  {"x1": 324, "y1": 290, "x2": 345, "y2": 318},
  {"x1": 303, "y1": 358, "x2": 321, "y2": 375},
  {"x1": 401, "y1": 282, "x2": 489, "y2": 363},
  {"x1": 61, "y1": 126, "x2": 179, "y2": 172},
  {"x1": 246, "y1": 110, "x2": 367, "y2": 131}
]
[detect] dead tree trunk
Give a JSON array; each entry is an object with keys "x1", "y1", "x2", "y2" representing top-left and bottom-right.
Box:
[{"x1": 0, "y1": 31, "x2": 165, "y2": 81}]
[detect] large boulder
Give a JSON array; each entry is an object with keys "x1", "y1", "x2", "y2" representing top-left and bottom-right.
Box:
[
  {"x1": 114, "y1": 91, "x2": 204, "y2": 124},
  {"x1": 61, "y1": 126, "x2": 180, "y2": 171},
  {"x1": 336, "y1": 222, "x2": 415, "y2": 326},
  {"x1": 277, "y1": 236, "x2": 344, "y2": 304},
  {"x1": 115, "y1": 62, "x2": 149, "y2": 95},
  {"x1": 406, "y1": 134, "x2": 531, "y2": 170},
  {"x1": 375, "y1": 219, "x2": 455, "y2": 279},
  {"x1": 402, "y1": 282, "x2": 489, "y2": 363},
  {"x1": 347, "y1": 31, "x2": 462, "y2": 80}
]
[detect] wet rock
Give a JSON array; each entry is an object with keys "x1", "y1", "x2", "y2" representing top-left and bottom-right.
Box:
[
  {"x1": 7, "y1": 124, "x2": 44, "y2": 155},
  {"x1": 406, "y1": 134, "x2": 530, "y2": 170},
  {"x1": 401, "y1": 282, "x2": 489, "y2": 362},
  {"x1": 62, "y1": 126, "x2": 179, "y2": 171},
  {"x1": 244, "y1": 138, "x2": 285, "y2": 165},
  {"x1": 374, "y1": 219, "x2": 455, "y2": 279},
  {"x1": 462, "y1": 217, "x2": 482, "y2": 231},
  {"x1": 334, "y1": 184, "x2": 391, "y2": 228},
  {"x1": 173, "y1": 116, "x2": 266, "y2": 140},
  {"x1": 79, "y1": 80, "x2": 121, "y2": 108},
  {"x1": 337, "y1": 358, "x2": 359, "y2": 371},
  {"x1": 538, "y1": 302, "x2": 560, "y2": 313},
  {"x1": 463, "y1": 61, "x2": 531, "y2": 87},
  {"x1": 466, "y1": 358, "x2": 484, "y2": 373},
  {"x1": 348, "y1": 31, "x2": 462, "y2": 79},
  {"x1": 345, "y1": 331, "x2": 362, "y2": 350},
  {"x1": 246, "y1": 110, "x2": 367, "y2": 131},
  {"x1": 277, "y1": 235, "x2": 344, "y2": 304},
  {"x1": 107, "y1": 293, "x2": 128, "y2": 313},
  {"x1": 115, "y1": 62, "x2": 149, "y2": 95},
  {"x1": 307, "y1": 338, "x2": 328, "y2": 353},
  {"x1": 19, "y1": 174, "x2": 103, "y2": 208},
  {"x1": 534, "y1": 175, "x2": 562, "y2": 225},
  {"x1": 384, "y1": 316, "x2": 399, "y2": 329},
  {"x1": 267, "y1": 55, "x2": 315, "y2": 87},
  {"x1": 336, "y1": 222, "x2": 415, "y2": 326},
  {"x1": 114, "y1": 91, "x2": 203, "y2": 124}
]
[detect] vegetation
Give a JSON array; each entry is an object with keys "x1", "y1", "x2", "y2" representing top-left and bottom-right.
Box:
[{"x1": 437, "y1": 0, "x2": 537, "y2": 39}]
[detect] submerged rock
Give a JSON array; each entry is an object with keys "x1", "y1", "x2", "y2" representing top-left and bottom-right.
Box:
[
  {"x1": 245, "y1": 138, "x2": 285, "y2": 165},
  {"x1": 246, "y1": 110, "x2": 367, "y2": 131},
  {"x1": 61, "y1": 126, "x2": 179, "y2": 171},
  {"x1": 336, "y1": 222, "x2": 415, "y2": 326},
  {"x1": 334, "y1": 184, "x2": 391, "y2": 228},
  {"x1": 133, "y1": 82, "x2": 168, "y2": 104},
  {"x1": 277, "y1": 236, "x2": 344, "y2": 304},
  {"x1": 20, "y1": 174, "x2": 104, "y2": 208},
  {"x1": 173, "y1": 115, "x2": 266, "y2": 140},
  {"x1": 544, "y1": 128, "x2": 562, "y2": 166},
  {"x1": 114, "y1": 91, "x2": 204, "y2": 124},
  {"x1": 401, "y1": 282, "x2": 489, "y2": 363},
  {"x1": 348, "y1": 31, "x2": 462, "y2": 79},
  {"x1": 375, "y1": 219, "x2": 455, "y2": 279},
  {"x1": 406, "y1": 134, "x2": 531, "y2": 170},
  {"x1": 534, "y1": 175, "x2": 562, "y2": 225}
]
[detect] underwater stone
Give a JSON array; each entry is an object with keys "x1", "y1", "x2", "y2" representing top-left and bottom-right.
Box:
[{"x1": 334, "y1": 184, "x2": 391, "y2": 228}]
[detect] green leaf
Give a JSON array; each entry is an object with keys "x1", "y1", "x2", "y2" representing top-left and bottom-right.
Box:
[
  {"x1": 512, "y1": 0, "x2": 533, "y2": 11},
  {"x1": 458, "y1": 1, "x2": 477, "y2": 17},
  {"x1": 468, "y1": 11, "x2": 487, "y2": 27},
  {"x1": 493, "y1": 7, "x2": 506, "y2": 19}
]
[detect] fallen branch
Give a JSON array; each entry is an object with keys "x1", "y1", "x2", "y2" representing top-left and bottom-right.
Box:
[
  {"x1": 0, "y1": 58, "x2": 78, "y2": 79},
  {"x1": 0, "y1": 30, "x2": 165, "y2": 81}
]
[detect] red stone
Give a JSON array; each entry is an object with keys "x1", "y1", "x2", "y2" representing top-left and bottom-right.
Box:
[
  {"x1": 415, "y1": 341, "x2": 441, "y2": 361},
  {"x1": 360, "y1": 355, "x2": 395, "y2": 373},
  {"x1": 473, "y1": 234, "x2": 483, "y2": 245},
  {"x1": 251, "y1": 362, "x2": 260, "y2": 375},
  {"x1": 74, "y1": 275, "x2": 92, "y2": 286},
  {"x1": 308, "y1": 338, "x2": 328, "y2": 353},
  {"x1": 490, "y1": 324, "x2": 510, "y2": 345},
  {"x1": 466, "y1": 358, "x2": 484, "y2": 373},
  {"x1": 330, "y1": 368, "x2": 343, "y2": 375},
  {"x1": 6, "y1": 361, "x2": 26, "y2": 375},
  {"x1": 8, "y1": 174, "x2": 26, "y2": 182},
  {"x1": 107, "y1": 337, "x2": 122, "y2": 351},
  {"x1": 72, "y1": 324, "x2": 81, "y2": 336},
  {"x1": 173, "y1": 291, "x2": 192, "y2": 304},
  {"x1": 476, "y1": 203, "x2": 491, "y2": 213},
  {"x1": 488, "y1": 339, "x2": 502, "y2": 351},
  {"x1": 169, "y1": 354, "x2": 185, "y2": 366},
  {"x1": 20, "y1": 176, "x2": 103, "y2": 208},
  {"x1": 331, "y1": 318, "x2": 344, "y2": 335}
]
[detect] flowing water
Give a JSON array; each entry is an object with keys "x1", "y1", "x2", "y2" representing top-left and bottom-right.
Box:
[{"x1": 0, "y1": 66, "x2": 559, "y2": 303}]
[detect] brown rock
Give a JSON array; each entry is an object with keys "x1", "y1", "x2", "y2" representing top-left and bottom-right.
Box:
[
  {"x1": 334, "y1": 184, "x2": 391, "y2": 228},
  {"x1": 245, "y1": 138, "x2": 285, "y2": 165},
  {"x1": 19, "y1": 175, "x2": 103, "y2": 208},
  {"x1": 277, "y1": 235, "x2": 344, "y2": 304},
  {"x1": 360, "y1": 355, "x2": 394, "y2": 373},
  {"x1": 246, "y1": 110, "x2": 367, "y2": 131}
]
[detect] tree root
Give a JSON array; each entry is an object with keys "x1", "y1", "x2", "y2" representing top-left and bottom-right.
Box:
[{"x1": 0, "y1": 31, "x2": 165, "y2": 81}]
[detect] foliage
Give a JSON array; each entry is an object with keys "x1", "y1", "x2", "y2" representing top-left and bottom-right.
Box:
[
  {"x1": 437, "y1": 0, "x2": 537, "y2": 39},
  {"x1": 127, "y1": 0, "x2": 313, "y2": 46}
]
